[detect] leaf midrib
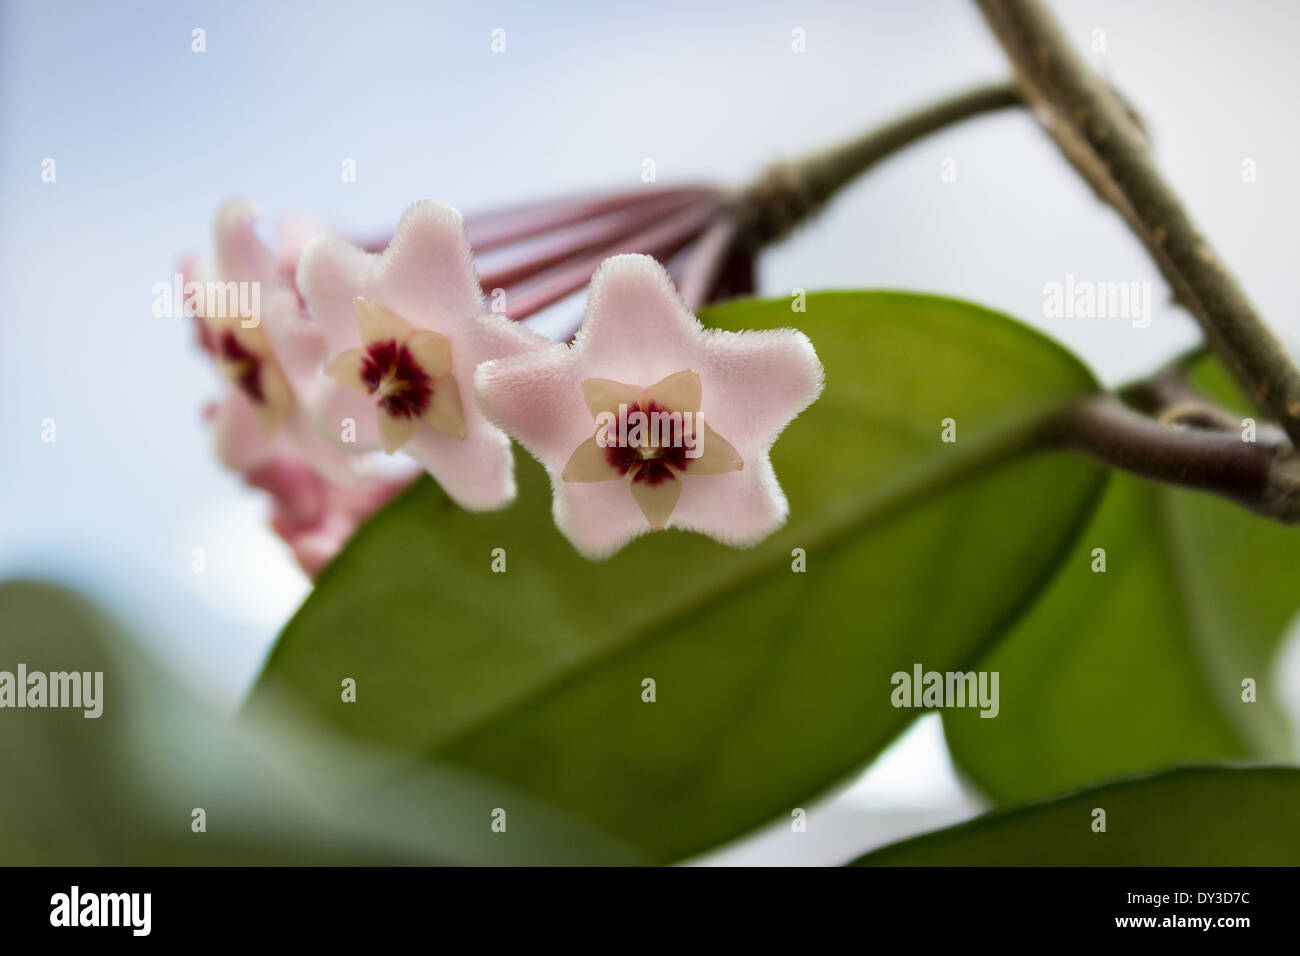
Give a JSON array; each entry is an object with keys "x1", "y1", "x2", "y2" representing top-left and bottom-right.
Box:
[{"x1": 415, "y1": 403, "x2": 1085, "y2": 763}]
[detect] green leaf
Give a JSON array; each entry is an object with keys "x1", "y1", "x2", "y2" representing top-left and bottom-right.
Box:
[
  {"x1": 851, "y1": 765, "x2": 1300, "y2": 865},
  {"x1": 0, "y1": 579, "x2": 642, "y2": 865},
  {"x1": 248, "y1": 291, "x2": 1106, "y2": 862},
  {"x1": 944, "y1": 356, "x2": 1300, "y2": 805},
  {"x1": 0, "y1": 578, "x2": 398, "y2": 864}
]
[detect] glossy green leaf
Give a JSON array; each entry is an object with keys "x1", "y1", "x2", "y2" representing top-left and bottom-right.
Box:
[
  {"x1": 851, "y1": 766, "x2": 1300, "y2": 865},
  {"x1": 945, "y1": 356, "x2": 1300, "y2": 804},
  {"x1": 248, "y1": 291, "x2": 1106, "y2": 862}
]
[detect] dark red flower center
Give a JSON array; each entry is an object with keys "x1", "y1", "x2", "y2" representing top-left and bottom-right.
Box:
[
  {"x1": 218, "y1": 330, "x2": 264, "y2": 403},
  {"x1": 603, "y1": 401, "x2": 692, "y2": 483},
  {"x1": 362, "y1": 339, "x2": 433, "y2": 419}
]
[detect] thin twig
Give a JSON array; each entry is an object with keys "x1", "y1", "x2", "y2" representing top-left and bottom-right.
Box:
[
  {"x1": 736, "y1": 83, "x2": 1023, "y2": 246},
  {"x1": 976, "y1": 0, "x2": 1300, "y2": 447}
]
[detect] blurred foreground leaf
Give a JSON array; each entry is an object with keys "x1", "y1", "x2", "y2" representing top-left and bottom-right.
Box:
[
  {"x1": 851, "y1": 765, "x2": 1300, "y2": 865},
  {"x1": 249, "y1": 292, "x2": 1106, "y2": 862},
  {"x1": 0, "y1": 579, "x2": 643, "y2": 864}
]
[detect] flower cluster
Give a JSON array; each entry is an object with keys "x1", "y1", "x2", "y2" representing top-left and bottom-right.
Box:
[{"x1": 187, "y1": 194, "x2": 823, "y2": 571}]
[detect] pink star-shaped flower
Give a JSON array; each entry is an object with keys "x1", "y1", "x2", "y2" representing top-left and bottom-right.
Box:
[
  {"x1": 245, "y1": 458, "x2": 416, "y2": 577},
  {"x1": 474, "y1": 254, "x2": 824, "y2": 558},
  {"x1": 196, "y1": 199, "x2": 358, "y2": 484},
  {"x1": 296, "y1": 201, "x2": 550, "y2": 510}
]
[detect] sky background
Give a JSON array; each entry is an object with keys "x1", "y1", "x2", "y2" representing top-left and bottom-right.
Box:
[{"x1": 3, "y1": 0, "x2": 1299, "y2": 864}]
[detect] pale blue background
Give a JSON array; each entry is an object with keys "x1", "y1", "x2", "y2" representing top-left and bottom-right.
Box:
[{"x1": 3, "y1": 0, "x2": 1298, "y2": 863}]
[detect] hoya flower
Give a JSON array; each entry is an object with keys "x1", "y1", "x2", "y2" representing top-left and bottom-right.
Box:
[
  {"x1": 475, "y1": 254, "x2": 823, "y2": 558},
  {"x1": 296, "y1": 201, "x2": 550, "y2": 510},
  {"x1": 192, "y1": 200, "x2": 357, "y2": 484},
  {"x1": 245, "y1": 458, "x2": 416, "y2": 577}
]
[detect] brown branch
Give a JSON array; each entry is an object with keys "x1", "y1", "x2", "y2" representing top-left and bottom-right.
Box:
[
  {"x1": 1117, "y1": 362, "x2": 1238, "y2": 431},
  {"x1": 1046, "y1": 394, "x2": 1300, "y2": 523},
  {"x1": 976, "y1": 0, "x2": 1300, "y2": 447}
]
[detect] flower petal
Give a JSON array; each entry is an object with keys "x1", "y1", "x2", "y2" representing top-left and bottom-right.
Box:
[
  {"x1": 305, "y1": 376, "x2": 383, "y2": 450},
  {"x1": 552, "y1": 481, "x2": 656, "y2": 559},
  {"x1": 629, "y1": 465, "x2": 682, "y2": 530},
  {"x1": 406, "y1": 329, "x2": 453, "y2": 380},
  {"x1": 423, "y1": 374, "x2": 467, "y2": 441},
  {"x1": 646, "y1": 368, "x2": 701, "y2": 414},
  {"x1": 248, "y1": 459, "x2": 329, "y2": 533},
  {"x1": 297, "y1": 202, "x2": 486, "y2": 351},
  {"x1": 210, "y1": 390, "x2": 276, "y2": 473},
  {"x1": 379, "y1": 201, "x2": 485, "y2": 333},
  {"x1": 263, "y1": 468, "x2": 416, "y2": 578},
  {"x1": 685, "y1": 421, "x2": 743, "y2": 474},
  {"x1": 378, "y1": 410, "x2": 419, "y2": 454},
  {"x1": 296, "y1": 235, "x2": 374, "y2": 355},
  {"x1": 694, "y1": 326, "x2": 824, "y2": 455},
  {"x1": 262, "y1": 290, "x2": 329, "y2": 389},
  {"x1": 213, "y1": 198, "x2": 275, "y2": 285},
  {"x1": 401, "y1": 420, "x2": 516, "y2": 511},
  {"x1": 475, "y1": 348, "x2": 591, "y2": 474},
  {"x1": 353, "y1": 296, "x2": 414, "y2": 345},
  {"x1": 277, "y1": 406, "x2": 367, "y2": 486},
  {"x1": 251, "y1": 359, "x2": 294, "y2": 435},
  {"x1": 562, "y1": 435, "x2": 625, "y2": 482},
  {"x1": 210, "y1": 390, "x2": 359, "y2": 486},
  {"x1": 572, "y1": 255, "x2": 702, "y2": 386},
  {"x1": 209, "y1": 200, "x2": 329, "y2": 396},
  {"x1": 324, "y1": 348, "x2": 367, "y2": 391},
  {"x1": 670, "y1": 458, "x2": 788, "y2": 547},
  {"x1": 580, "y1": 377, "x2": 644, "y2": 419}
]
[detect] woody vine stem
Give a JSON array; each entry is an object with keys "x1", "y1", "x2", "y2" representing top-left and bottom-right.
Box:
[{"x1": 723, "y1": 0, "x2": 1300, "y2": 524}]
